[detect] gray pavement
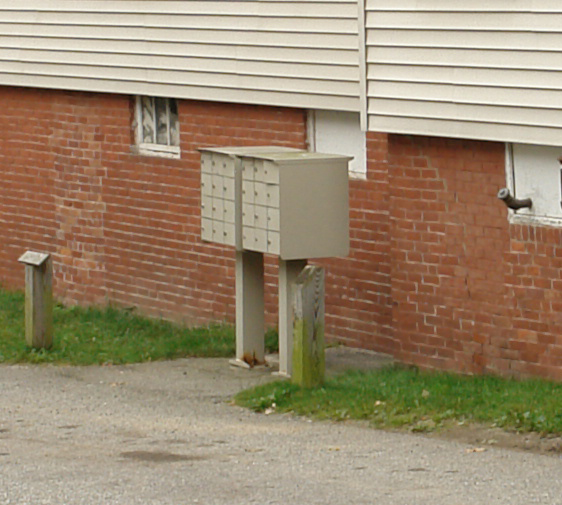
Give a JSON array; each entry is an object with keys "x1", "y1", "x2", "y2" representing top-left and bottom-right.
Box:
[{"x1": 1, "y1": 351, "x2": 561, "y2": 505}]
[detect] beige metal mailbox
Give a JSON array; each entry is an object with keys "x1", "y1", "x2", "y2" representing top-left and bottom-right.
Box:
[
  {"x1": 240, "y1": 151, "x2": 350, "y2": 260},
  {"x1": 199, "y1": 146, "x2": 351, "y2": 376},
  {"x1": 200, "y1": 146, "x2": 301, "y2": 250}
]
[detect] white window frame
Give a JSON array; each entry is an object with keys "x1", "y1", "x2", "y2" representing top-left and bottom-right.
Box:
[
  {"x1": 307, "y1": 110, "x2": 367, "y2": 180},
  {"x1": 134, "y1": 96, "x2": 181, "y2": 159},
  {"x1": 505, "y1": 143, "x2": 562, "y2": 227}
]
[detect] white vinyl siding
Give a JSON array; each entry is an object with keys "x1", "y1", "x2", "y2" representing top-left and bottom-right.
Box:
[
  {"x1": 0, "y1": 1, "x2": 360, "y2": 111},
  {"x1": 365, "y1": 1, "x2": 562, "y2": 146}
]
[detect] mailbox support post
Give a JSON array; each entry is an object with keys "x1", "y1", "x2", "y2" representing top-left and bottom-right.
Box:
[
  {"x1": 278, "y1": 258, "x2": 307, "y2": 376},
  {"x1": 292, "y1": 266, "x2": 325, "y2": 388},
  {"x1": 231, "y1": 250, "x2": 265, "y2": 368},
  {"x1": 18, "y1": 252, "x2": 53, "y2": 349}
]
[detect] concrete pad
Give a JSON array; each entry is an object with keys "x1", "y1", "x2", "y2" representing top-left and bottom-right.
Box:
[{"x1": 265, "y1": 345, "x2": 393, "y2": 377}]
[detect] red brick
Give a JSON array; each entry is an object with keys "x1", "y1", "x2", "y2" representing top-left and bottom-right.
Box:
[{"x1": 3, "y1": 88, "x2": 562, "y2": 380}]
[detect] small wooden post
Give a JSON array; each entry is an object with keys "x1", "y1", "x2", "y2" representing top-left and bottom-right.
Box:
[
  {"x1": 18, "y1": 251, "x2": 53, "y2": 349},
  {"x1": 292, "y1": 266, "x2": 325, "y2": 388}
]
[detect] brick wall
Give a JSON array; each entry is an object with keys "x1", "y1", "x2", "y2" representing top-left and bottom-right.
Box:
[
  {"x1": 2, "y1": 86, "x2": 562, "y2": 380},
  {"x1": 0, "y1": 87, "x2": 307, "y2": 325},
  {"x1": 316, "y1": 132, "x2": 393, "y2": 354},
  {"x1": 0, "y1": 87, "x2": 393, "y2": 349},
  {"x1": 387, "y1": 135, "x2": 562, "y2": 381}
]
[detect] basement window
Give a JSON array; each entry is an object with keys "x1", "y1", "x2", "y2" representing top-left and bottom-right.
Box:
[
  {"x1": 135, "y1": 96, "x2": 180, "y2": 158},
  {"x1": 506, "y1": 144, "x2": 562, "y2": 225},
  {"x1": 307, "y1": 110, "x2": 367, "y2": 180}
]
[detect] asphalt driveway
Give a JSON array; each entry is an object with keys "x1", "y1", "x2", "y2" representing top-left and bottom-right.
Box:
[{"x1": 1, "y1": 357, "x2": 561, "y2": 505}]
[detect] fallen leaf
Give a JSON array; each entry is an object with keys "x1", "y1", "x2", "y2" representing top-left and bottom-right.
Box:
[{"x1": 465, "y1": 447, "x2": 486, "y2": 453}]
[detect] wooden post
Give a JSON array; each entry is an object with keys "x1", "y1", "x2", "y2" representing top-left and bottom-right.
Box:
[
  {"x1": 292, "y1": 266, "x2": 325, "y2": 388},
  {"x1": 18, "y1": 252, "x2": 53, "y2": 349},
  {"x1": 278, "y1": 258, "x2": 307, "y2": 377}
]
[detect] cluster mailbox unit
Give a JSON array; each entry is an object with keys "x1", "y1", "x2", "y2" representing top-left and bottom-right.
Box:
[{"x1": 200, "y1": 146, "x2": 350, "y2": 375}]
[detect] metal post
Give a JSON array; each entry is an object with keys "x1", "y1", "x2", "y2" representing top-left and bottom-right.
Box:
[{"x1": 230, "y1": 250, "x2": 265, "y2": 368}]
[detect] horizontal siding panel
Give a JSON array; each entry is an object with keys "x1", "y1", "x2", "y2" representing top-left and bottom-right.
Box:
[
  {"x1": 366, "y1": 11, "x2": 562, "y2": 31},
  {"x1": 0, "y1": 1, "x2": 360, "y2": 111},
  {"x1": 367, "y1": 65, "x2": 562, "y2": 91},
  {"x1": 366, "y1": 0, "x2": 562, "y2": 11},
  {"x1": 0, "y1": 14, "x2": 358, "y2": 34},
  {"x1": 367, "y1": 29, "x2": 562, "y2": 51},
  {"x1": 0, "y1": 36, "x2": 356, "y2": 65},
  {"x1": 0, "y1": 61, "x2": 359, "y2": 96},
  {"x1": 0, "y1": 24, "x2": 358, "y2": 49},
  {"x1": 367, "y1": 47, "x2": 562, "y2": 71},
  {"x1": 369, "y1": 115, "x2": 562, "y2": 147},
  {"x1": 369, "y1": 81, "x2": 562, "y2": 110},
  {"x1": 1, "y1": 0, "x2": 354, "y2": 13},
  {"x1": 0, "y1": 2, "x2": 358, "y2": 18},
  {"x1": 0, "y1": 72, "x2": 359, "y2": 112},
  {"x1": 368, "y1": 99, "x2": 562, "y2": 129},
  {"x1": 366, "y1": 1, "x2": 562, "y2": 144},
  {"x1": 0, "y1": 49, "x2": 359, "y2": 82}
]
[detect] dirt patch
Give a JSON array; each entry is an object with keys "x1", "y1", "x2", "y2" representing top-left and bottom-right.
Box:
[{"x1": 428, "y1": 423, "x2": 562, "y2": 456}]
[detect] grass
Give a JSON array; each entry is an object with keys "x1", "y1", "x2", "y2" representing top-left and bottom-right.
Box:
[
  {"x1": 0, "y1": 288, "x2": 278, "y2": 365},
  {"x1": 235, "y1": 365, "x2": 562, "y2": 435}
]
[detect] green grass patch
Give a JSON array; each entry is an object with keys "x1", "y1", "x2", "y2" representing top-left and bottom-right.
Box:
[
  {"x1": 235, "y1": 366, "x2": 562, "y2": 435},
  {"x1": 0, "y1": 288, "x2": 277, "y2": 365}
]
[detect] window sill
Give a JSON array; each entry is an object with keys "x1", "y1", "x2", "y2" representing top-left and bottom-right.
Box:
[
  {"x1": 509, "y1": 212, "x2": 562, "y2": 228},
  {"x1": 349, "y1": 170, "x2": 367, "y2": 181},
  {"x1": 133, "y1": 144, "x2": 181, "y2": 159}
]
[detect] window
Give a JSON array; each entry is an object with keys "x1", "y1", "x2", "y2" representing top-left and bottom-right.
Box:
[
  {"x1": 307, "y1": 110, "x2": 367, "y2": 180},
  {"x1": 506, "y1": 144, "x2": 562, "y2": 225},
  {"x1": 135, "y1": 96, "x2": 180, "y2": 158}
]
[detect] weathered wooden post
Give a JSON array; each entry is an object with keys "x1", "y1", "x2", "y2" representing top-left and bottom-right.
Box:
[
  {"x1": 292, "y1": 266, "x2": 325, "y2": 388},
  {"x1": 18, "y1": 251, "x2": 53, "y2": 349},
  {"x1": 278, "y1": 258, "x2": 307, "y2": 376}
]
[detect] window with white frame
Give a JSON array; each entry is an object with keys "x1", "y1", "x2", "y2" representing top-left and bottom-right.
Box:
[
  {"x1": 307, "y1": 110, "x2": 367, "y2": 179},
  {"x1": 507, "y1": 144, "x2": 562, "y2": 225},
  {"x1": 135, "y1": 96, "x2": 180, "y2": 158}
]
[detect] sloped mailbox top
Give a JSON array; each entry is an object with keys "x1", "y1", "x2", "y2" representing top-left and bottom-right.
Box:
[
  {"x1": 240, "y1": 151, "x2": 353, "y2": 165},
  {"x1": 18, "y1": 251, "x2": 50, "y2": 266}
]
